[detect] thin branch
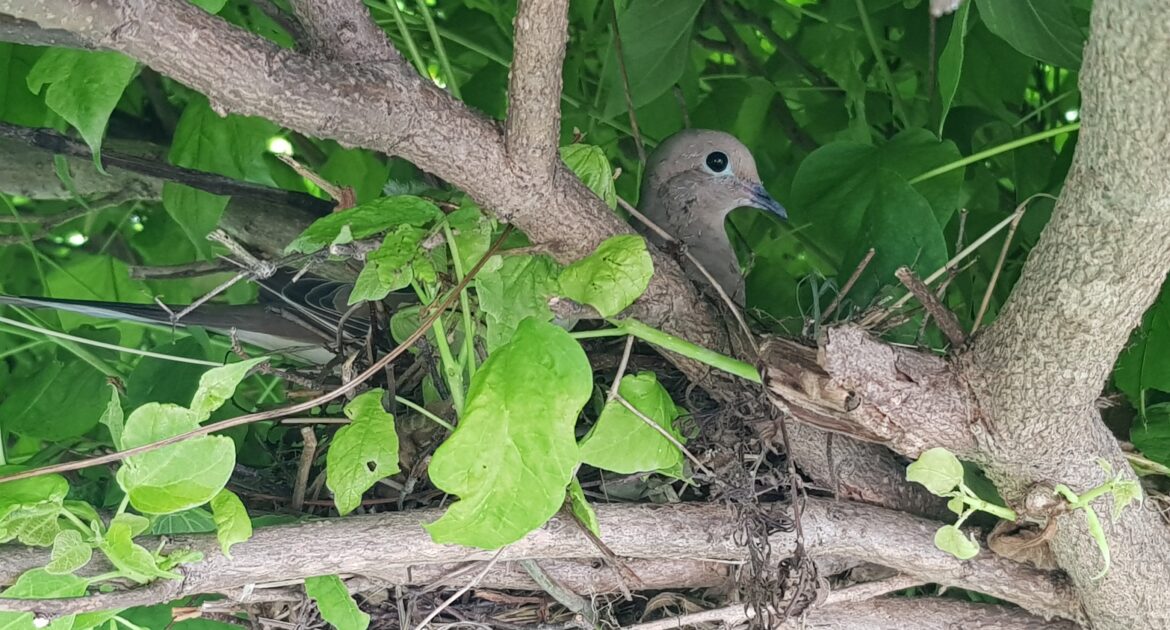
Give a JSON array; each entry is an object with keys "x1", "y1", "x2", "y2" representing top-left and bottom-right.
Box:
[
  {"x1": 505, "y1": 0, "x2": 570, "y2": 179},
  {"x1": 820, "y1": 248, "x2": 875, "y2": 324},
  {"x1": 972, "y1": 204, "x2": 1027, "y2": 334},
  {"x1": 412, "y1": 549, "x2": 504, "y2": 630},
  {"x1": 128, "y1": 260, "x2": 235, "y2": 280},
  {"x1": 894, "y1": 267, "x2": 967, "y2": 347},
  {"x1": 610, "y1": 5, "x2": 646, "y2": 164},
  {"x1": 291, "y1": 427, "x2": 318, "y2": 513}
]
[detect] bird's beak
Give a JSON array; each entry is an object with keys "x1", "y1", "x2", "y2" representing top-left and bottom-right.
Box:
[{"x1": 740, "y1": 181, "x2": 788, "y2": 220}]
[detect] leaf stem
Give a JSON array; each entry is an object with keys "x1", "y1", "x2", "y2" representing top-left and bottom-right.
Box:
[
  {"x1": 613, "y1": 318, "x2": 760, "y2": 383},
  {"x1": 570, "y1": 328, "x2": 627, "y2": 339},
  {"x1": 443, "y1": 223, "x2": 478, "y2": 378},
  {"x1": 415, "y1": 0, "x2": 460, "y2": 98},
  {"x1": 855, "y1": 0, "x2": 907, "y2": 127},
  {"x1": 412, "y1": 282, "x2": 464, "y2": 414},
  {"x1": 910, "y1": 123, "x2": 1081, "y2": 184},
  {"x1": 382, "y1": 0, "x2": 428, "y2": 75},
  {"x1": 394, "y1": 395, "x2": 454, "y2": 432}
]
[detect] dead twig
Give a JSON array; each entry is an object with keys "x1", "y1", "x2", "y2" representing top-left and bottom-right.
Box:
[
  {"x1": 819, "y1": 247, "x2": 875, "y2": 325},
  {"x1": 611, "y1": 6, "x2": 646, "y2": 164},
  {"x1": 894, "y1": 267, "x2": 967, "y2": 348},
  {"x1": 412, "y1": 549, "x2": 505, "y2": 630},
  {"x1": 291, "y1": 427, "x2": 318, "y2": 513}
]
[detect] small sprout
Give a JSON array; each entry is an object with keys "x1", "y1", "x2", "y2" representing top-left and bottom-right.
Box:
[
  {"x1": 934, "y1": 524, "x2": 980, "y2": 560},
  {"x1": 906, "y1": 447, "x2": 964, "y2": 496}
]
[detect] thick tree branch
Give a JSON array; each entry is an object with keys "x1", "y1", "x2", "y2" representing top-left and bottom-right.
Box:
[
  {"x1": 505, "y1": 0, "x2": 570, "y2": 180},
  {"x1": 0, "y1": 500, "x2": 1082, "y2": 623},
  {"x1": 0, "y1": 13, "x2": 88, "y2": 48},
  {"x1": 286, "y1": 0, "x2": 396, "y2": 62}
]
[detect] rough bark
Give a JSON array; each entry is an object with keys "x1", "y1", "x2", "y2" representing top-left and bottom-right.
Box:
[{"x1": 0, "y1": 500, "x2": 1082, "y2": 623}]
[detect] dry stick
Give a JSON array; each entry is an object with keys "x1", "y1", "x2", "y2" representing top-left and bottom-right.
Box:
[
  {"x1": 819, "y1": 247, "x2": 875, "y2": 324},
  {"x1": 611, "y1": 7, "x2": 646, "y2": 164},
  {"x1": 971, "y1": 203, "x2": 1029, "y2": 335},
  {"x1": 857, "y1": 208, "x2": 1031, "y2": 329},
  {"x1": 276, "y1": 153, "x2": 350, "y2": 206},
  {"x1": 128, "y1": 260, "x2": 235, "y2": 280},
  {"x1": 411, "y1": 548, "x2": 505, "y2": 630},
  {"x1": 0, "y1": 225, "x2": 515, "y2": 486},
  {"x1": 290, "y1": 426, "x2": 317, "y2": 513},
  {"x1": 617, "y1": 196, "x2": 757, "y2": 354},
  {"x1": 918, "y1": 209, "x2": 969, "y2": 340},
  {"x1": 894, "y1": 267, "x2": 966, "y2": 348},
  {"x1": 607, "y1": 335, "x2": 636, "y2": 399}
]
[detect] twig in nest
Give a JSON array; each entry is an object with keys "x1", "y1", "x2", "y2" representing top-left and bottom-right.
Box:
[
  {"x1": 972, "y1": 203, "x2": 1028, "y2": 335},
  {"x1": 276, "y1": 153, "x2": 355, "y2": 209},
  {"x1": 291, "y1": 427, "x2": 318, "y2": 513},
  {"x1": 519, "y1": 559, "x2": 601, "y2": 626},
  {"x1": 412, "y1": 548, "x2": 505, "y2": 630},
  {"x1": 818, "y1": 247, "x2": 875, "y2": 326},
  {"x1": 894, "y1": 267, "x2": 966, "y2": 348}
]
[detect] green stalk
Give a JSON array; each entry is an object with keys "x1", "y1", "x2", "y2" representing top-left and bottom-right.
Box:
[
  {"x1": 910, "y1": 123, "x2": 1081, "y2": 184},
  {"x1": 395, "y1": 395, "x2": 454, "y2": 431},
  {"x1": 413, "y1": 282, "x2": 464, "y2": 413},
  {"x1": 415, "y1": 0, "x2": 460, "y2": 98},
  {"x1": 613, "y1": 318, "x2": 761, "y2": 383},
  {"x1": 855, "y1": 0, "x2": 907, "y2": 127},
  {"x1": 381, "y1": 0, "x2": 427, "y2": 75},
  {"x1": 570, "y1": 328, "x2": 627, "y2": 339},
  {"x1": 442, "y1": 223, "x2": 478, "y2": 378}
]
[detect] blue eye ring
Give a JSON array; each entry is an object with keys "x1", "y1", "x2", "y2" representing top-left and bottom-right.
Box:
[{"x1": 705, "y1": 151, "x2": 729, "y2": 173}]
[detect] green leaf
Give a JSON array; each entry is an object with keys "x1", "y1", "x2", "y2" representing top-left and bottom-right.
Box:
[
  {"x1": 936, "y1": 0, "x2": 971, "y2": 135},
  {"x1": 790, "y1": 129, "x2": 963, "y2": 269},
  {"x1": 45, "y1": 530, "x2": 93, "y2": 575},
  {"x1": 841, "y1": 171, "x2": 948, "y2": 306},
  {"x1": 579, "y1": 372, "x2": 685, "y2": 474},
  {"x1": 210, "y1": 489, "x2": 252, "y2": 558},
  {"x1": 149, "y1": 508, "x2": 217, "y2": 535},
  {"x1": 319, "y1": 148, "x2": 391, "y2": 204},
  {"x1": 567, "y1": 478, "x2": 600, "y2": 537},
  {"x1": 426, "y1": 319, "x2": 591, "y2": 549},
  {"x1": 304, "y1": 575, "x2": 370, "y2": 630},
  {"x1": 933, "y1": 524, "x2": 980, "y2": 560},
  {"x1": 99, "y1": 383, "x2": 125, "y2": 450},
  {"x1": 191, "y1": 0, "x2": 229, "y2": 12},
  {"x1": 116, "y1": 403, "x2": 235, "y2": 514},
  {"x1": 161, "y1": 183, "x2": 230, "y2": 258},
  {"x1": 447, "y1": 203, "x2": 494, "y2": 272},
  {"x1": 1115, "y1": 294, "x2": 1170, "y2": 408},
  {"x1": 44, "y1": 255, "x2": 150, "y2": 335},
  {"x1": 1131, "y1": 404, "x2": 1170, "y2": 470},
  {"x1": 347, "y1": 225, "x2": 426, "y2": 304},
  {"x1": 600, "y1": 0, "x2": 705, "y2": 117},
  {"x1": 561, "y1": 144, "x2": 616, "y2": 209},
  {"x1": 325, "y1": 389, "x2": 400, "y2": 515},
  {"x1": 559, "y1": 235, "x2": 653, "y2": 317},
  {"x1": 26, "y1": 49, "x2": 137, "y2": 161},
  {"x1": 476, "y1": 254, "x2": 561, "y2": 350},
  {"x1": 0, "y1": 568, "x2": 87, "y2": 630},
  {"x1": 285, "y1": 196, "x2": 441, "y2": 254},
  {"x1": 189, "y1": 357, "x2": 266, "y2": 421},
  {"x1": 975, "y1": 0, "x2": 1084, "y2": 70},
  {"x1": 906, "y1": 447, "x2": 965, "y2": 496},
  {"x1": 98, "y1": 516, "x2": 180, "y2": 584},
  {"x1": 0, "y1": 473, "x2": 68, "y2": 547},
  {"x1": 0, "y1": 359, "x2": 107, "y2": 440}
]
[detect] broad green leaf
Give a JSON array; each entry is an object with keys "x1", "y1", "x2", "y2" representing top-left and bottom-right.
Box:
[
  {"x1": 567, "y1": 478, "x2": 600, "y2": 537},
  {"x1": 426, "y1": 319, "x2": 592, "y2": 549},
  {"x1": 0, "y1": 359, "x2": 107, "y2": 440},
  {"x1": 579, "y1": 372, "x2": 685, "y2": 474},
  {"x1": 0, "y1": 474, "x2": 69, "y2": 515},
  {"x1": 561, "y1": 144, "x2": 616, "y2": 209},
  {"x1": 191, "y1": 0, "x2": 229, "y2": 12},
  {"x1": 907, "y1": 447, "x2": 965, "y2": 495},
  {"x1": 111, "y1": 512, "x2": 151, "y2": 538},
  {"x1": 325, "y1": 389, "x2": 400, "y2": 515},
  {"x1": 476, "y1": 254, "x2": 560, "y2": 350},
  {"x1": 26, "y1": 49, "x2": 137, "y2": 160},
  {"x1": 98, "y1": 517, "x2": 180, "y2": 583},
  {"x1": 161, "y1": 183, "x2": 230, "y2": 258},
  {"x1": 559, "y1": 235, "x2": 653, "y2": 318},
  {"x1": 790, "y1": 129, "x2": 963, "y2": 267},
  {"x1": 0, "y1": 504, "x2": 61, "y2": 547},
  {"x1": 210, "y1": 489, "x2": 252, "y2": 558},
  {"x1": 840, "y1": 171, "x2": 948, "y2": 306},
  {"x1": 346, "y1": 225, "x2": 426, "y2": 304},
  {"x1": 0, "y1": 568, "x2": 87, "y2": 630},
  {"x1": 99, "y1": 383, "x2": 125, "y2": 450},
  {"x1": 44, "y1": 255, "x2": 149, "y2": 335},
  {"x1": 285, "y1": 196, "x2": 441, "y2": 254},
  {"x1": 304, "y1": 575, "x2": 369, "y2": 630},
  {"x1": 1115, "y1": 292, "x2": 1170, "y2": 409},
  {"x1": 189, "y1": 357, "x2": 266, "y2": 421},
  {"x1": 936, "y1": 1, "x2": 971, "y2": 135},
  {"x1": 975, "y1": 0, "x2": 1084, "y2": 70},
  {"x1": 934, "y1": 524, "x2": 980, "y2": 560},
  {"x1": 600, "y1": 0, "x2": 705, "y2": 117},
  {"x1": 117, "y1": 403, "x2": 235, "y2": 514},
  {"x1": 45, "y1": 530, "x2": 92, "y2": 575},
  {"x1": 1130, "y1": 404, "x2": 1170, "y2": 471},
  {"x1": 946, "y1": 496, "x2": 966, "y2": 516},
  {"x1": 0, "y1": 44, "x2": 54, "y2": 127}
]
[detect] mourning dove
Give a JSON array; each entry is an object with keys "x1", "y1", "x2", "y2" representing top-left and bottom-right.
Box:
[
  {"x1": 638, "y1": 129, "x2": 787, "y2": 305},
  {"x1": 0, "y1": 129, "x2": 784, "y2": 360}
]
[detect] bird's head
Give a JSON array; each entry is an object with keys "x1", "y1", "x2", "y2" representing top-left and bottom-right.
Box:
[{"x1": 641, "y1": 129, "x2": 787, "y2": 222}]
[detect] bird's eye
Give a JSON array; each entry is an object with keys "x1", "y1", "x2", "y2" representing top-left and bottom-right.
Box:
[{"x1": 705, "y1": 151, "x2": 729, "y2": 173}]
